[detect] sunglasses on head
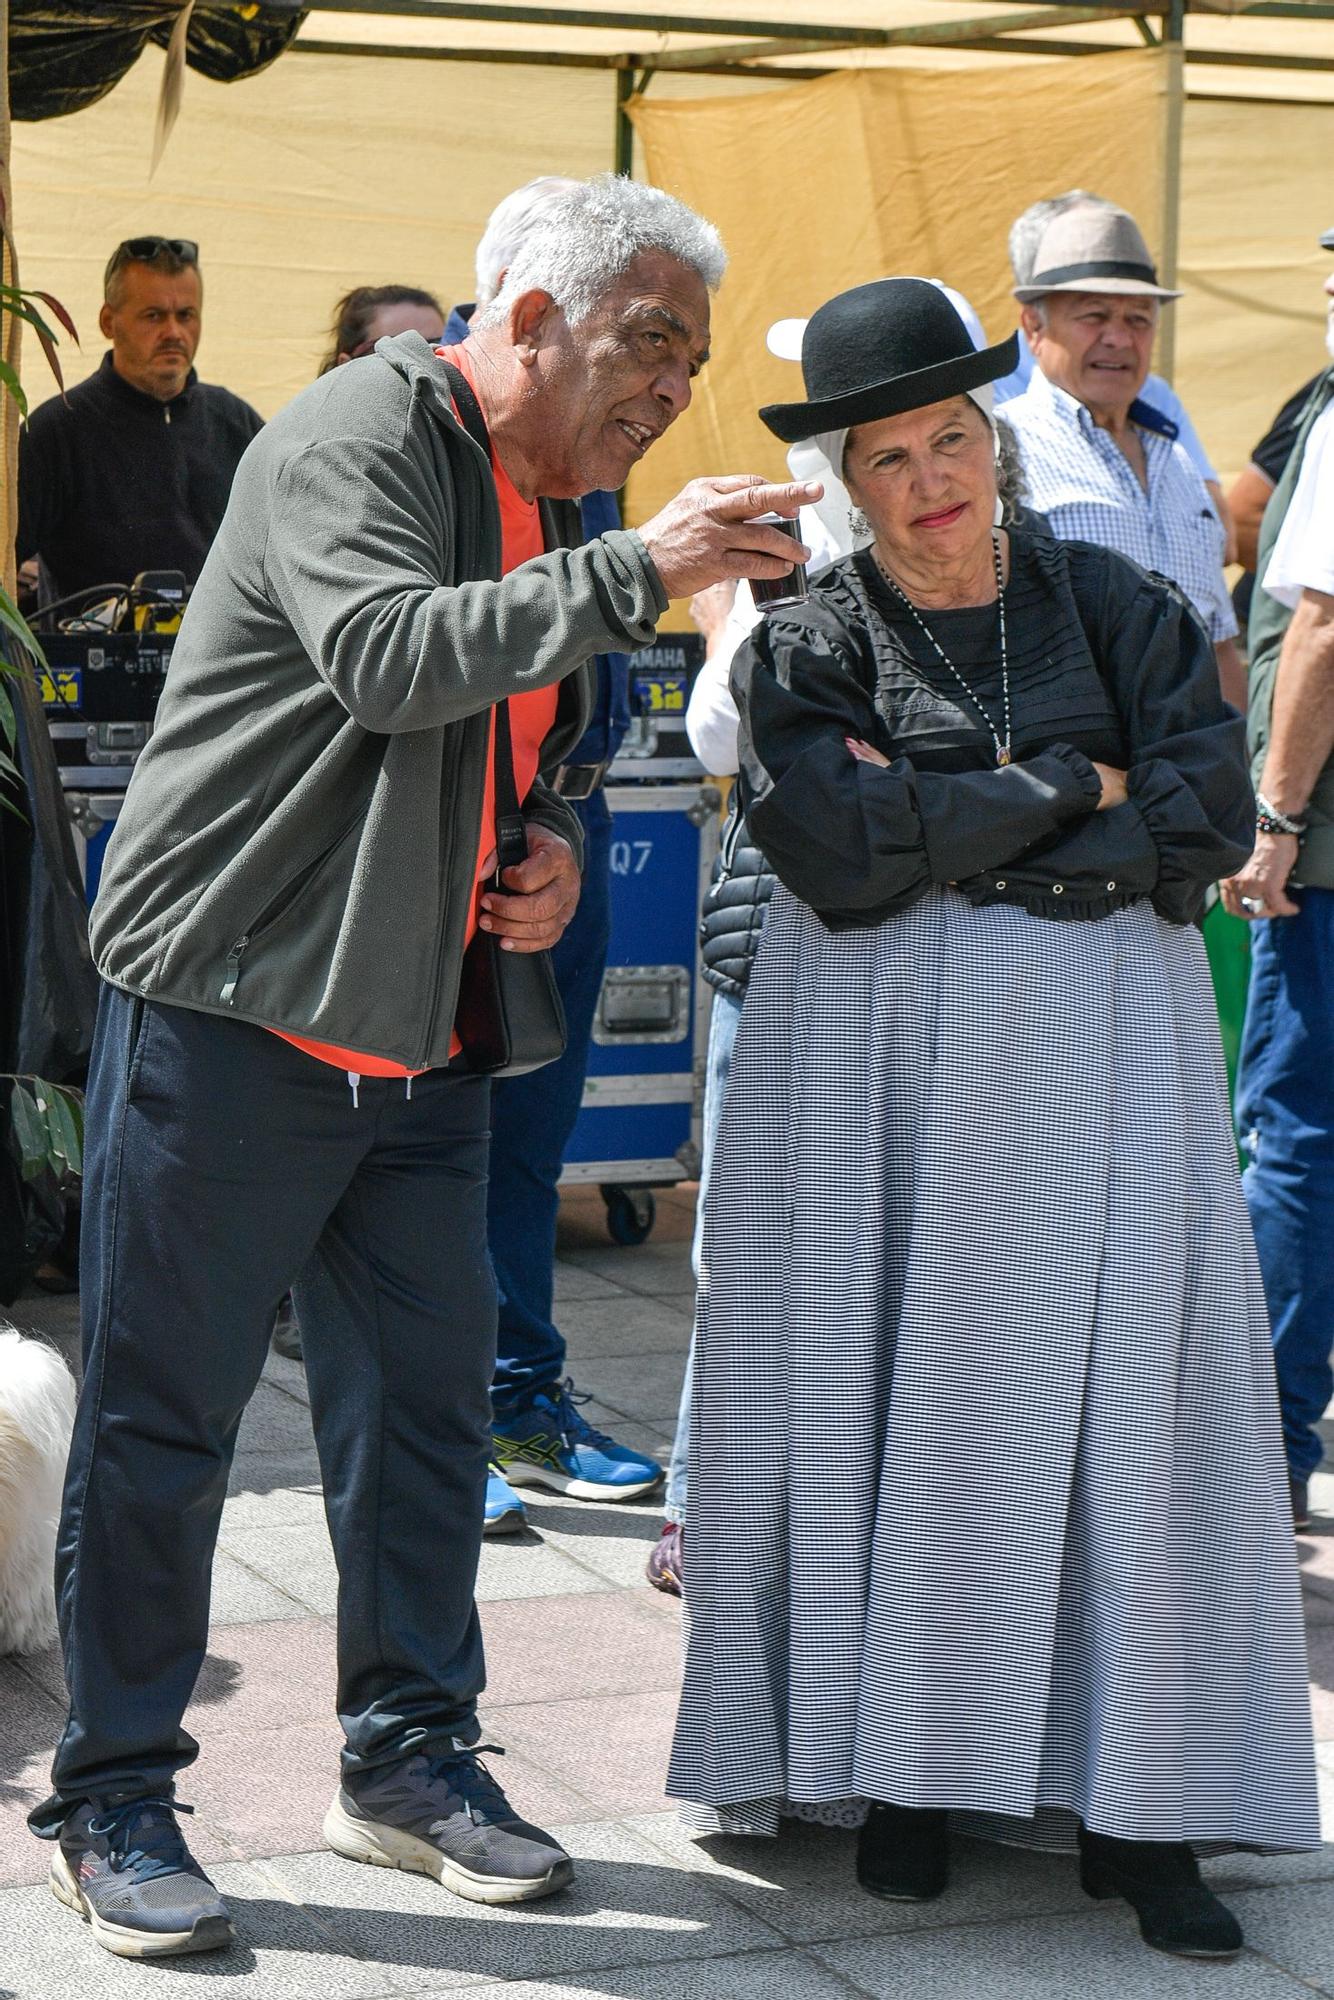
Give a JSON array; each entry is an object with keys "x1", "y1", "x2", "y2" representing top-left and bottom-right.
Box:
[{"x1": 110, "y1": 236, "x2": 199, "y2": 268}]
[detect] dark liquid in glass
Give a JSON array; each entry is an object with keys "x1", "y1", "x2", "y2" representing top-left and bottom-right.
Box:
[{"x1": 749, "y1": 514, "x2": 808, "y2": 610}]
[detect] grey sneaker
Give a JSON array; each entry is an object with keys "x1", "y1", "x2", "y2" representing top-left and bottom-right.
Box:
[
  {"x1": 324, "y1": 1745, "x2": 572, "y2": 1905},
  {"x1": 50, "y1": 1798, "x2": 233, "y2": 1959}
]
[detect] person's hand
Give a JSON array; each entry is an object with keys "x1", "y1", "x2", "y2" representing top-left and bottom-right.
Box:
[
  {"x1": 846, "y1": 736, "x2": 890, "y2": 768},
  {"x1": 689, "y1": 579, "x2": 738, "y2": 647},
  {"x1": 638, "y1": 475, "x2": 822, "y2": 600},
  {"x1": 1221, "y1": 832, "x2": 1301, "y2": 920},
  {"x1": 1090, "y1": 762, "x2": 1128, "y2": 811},
  {"x1": 478, "y1": 826, "x2": 581, "y2": 951}
]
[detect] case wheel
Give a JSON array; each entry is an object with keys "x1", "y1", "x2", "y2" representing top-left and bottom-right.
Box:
[{"x1": 600, "y1": 1184, "x2": 656, "y2": 1246}]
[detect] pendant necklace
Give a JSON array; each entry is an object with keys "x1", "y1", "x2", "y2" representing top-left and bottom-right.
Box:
[{"x1": 876, "y1": 533, "x2": 1013, "y2": 768}]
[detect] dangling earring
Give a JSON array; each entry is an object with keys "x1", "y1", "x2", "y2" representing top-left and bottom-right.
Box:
[{"x1": 849, "y1": 506, "x2": 869, "y2": 539}]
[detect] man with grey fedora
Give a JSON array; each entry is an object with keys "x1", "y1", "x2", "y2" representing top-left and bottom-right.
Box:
[{"x1": 1003, "y1": 201, "x2": 1245, "y2": 709}]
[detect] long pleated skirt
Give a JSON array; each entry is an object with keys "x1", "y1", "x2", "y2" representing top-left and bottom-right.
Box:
[{"x1": 667, "y1": 886, "x2": 1320, "y2": 1852}]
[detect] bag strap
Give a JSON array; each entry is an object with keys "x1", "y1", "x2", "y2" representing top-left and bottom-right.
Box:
[
  {"x1": 440, "y1": 358, "x2": 528, "y2": 881},
  {"x1": 491, "y1": 699, "x2": 528, "y2": 876},
  {"x1": 439, "y1": 358, "x2": 490, "y2": 460}
]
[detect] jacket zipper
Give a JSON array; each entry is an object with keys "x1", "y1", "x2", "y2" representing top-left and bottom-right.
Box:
[
  {"x1": 220, "y1": 936, "x2": 249, "y2": 1004},
  {"x1": 219, "y1": 817, "x2": 361, "y2": 1006},
  {"x1": 419, "y1": 731, "x2": 465, "y2": 1061},
  {"x1": 719, "y1": 797, "x2": 744, "y2": 881}
]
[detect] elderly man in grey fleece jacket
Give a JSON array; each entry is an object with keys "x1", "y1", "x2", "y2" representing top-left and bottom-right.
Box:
[{"x1": 33, "y1": 175, "x2": 820, "y2": 1961}]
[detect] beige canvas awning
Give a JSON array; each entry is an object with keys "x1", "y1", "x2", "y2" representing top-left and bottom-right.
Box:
[{"x1": 9, "y1": 2, "x2": 1332, "y2": 584}]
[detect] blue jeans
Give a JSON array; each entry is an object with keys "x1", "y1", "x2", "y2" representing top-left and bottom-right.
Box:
[
  {"x1": 488, "y1": 792, "x2": 612, "y2": 1420},
  {"x1": 665, "y1": 987, "x2": 743, "y2": 1523},
  {"x1": 32, "y1": 986, "x2": 495, "y2": 1834},
  {"x1": 1236, "y1": 886, "x2": 1334, "y2": 1483}
]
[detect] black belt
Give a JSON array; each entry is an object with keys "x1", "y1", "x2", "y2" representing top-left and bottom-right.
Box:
[{"x1": 552, "y1": 758, "x2": 611, "y2": 800}]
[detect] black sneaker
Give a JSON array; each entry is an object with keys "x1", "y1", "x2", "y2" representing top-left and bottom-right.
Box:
[
  {"x1": 50, "y1": 1798, "x2": 234, "y2": 1959},
  {"x1": 324, "y1": 1745, "x2": 573, "y2": 1905}
]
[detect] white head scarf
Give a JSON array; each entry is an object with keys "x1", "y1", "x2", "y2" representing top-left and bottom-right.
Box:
[{"x1": 769, "y1": 285, "x2": 1001, "y2": 557}]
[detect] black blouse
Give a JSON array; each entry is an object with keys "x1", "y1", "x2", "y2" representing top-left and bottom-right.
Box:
[{"x1": 732, "y1": 531, "x2": 1253, "y2": 929}]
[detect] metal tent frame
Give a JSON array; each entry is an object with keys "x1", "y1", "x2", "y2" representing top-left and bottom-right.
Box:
[{"x1": 290, "y1": 0, "x2": 1333, "y2": 377}]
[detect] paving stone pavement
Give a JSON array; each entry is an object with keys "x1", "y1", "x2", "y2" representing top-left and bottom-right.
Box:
[{"x1": 3, "y1": 1182, "x2": 1334, "y2": 1998}]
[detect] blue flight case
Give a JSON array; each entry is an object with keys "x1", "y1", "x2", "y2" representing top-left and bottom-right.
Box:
[
  {"x1": 563, "y1": 634, "x2": 719, "y2": 1246},
  {"x1": 41, "y1": 630, "x2": 722, "y2": 1249},
  {"x1": 38, "y1": 630, "x2": 165, "y2": 904}
]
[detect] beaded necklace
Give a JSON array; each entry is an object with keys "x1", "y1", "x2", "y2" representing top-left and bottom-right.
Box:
[{"x1": 874, "y1": 532, "x2": 1013, "y2": 767}]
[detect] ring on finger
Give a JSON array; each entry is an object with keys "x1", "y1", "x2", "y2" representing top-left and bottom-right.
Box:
[{"x1": 1240, "y1": 895, "x2": 1264, "y2": 915}]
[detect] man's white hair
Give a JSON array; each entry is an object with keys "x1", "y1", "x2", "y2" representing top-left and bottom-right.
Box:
[
  {"x1": 476, "y1": 173, "x2": 726, "y2": 330},
  {"x1": 475, "y1": 176, "x2": 582, "y2": 309},
  {"x1": 1008, "y1": 188, "x2": 1105, "y2": 288}
]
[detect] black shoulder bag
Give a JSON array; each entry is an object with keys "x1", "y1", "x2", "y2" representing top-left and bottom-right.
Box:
[{"x1": 442, "y1": 360, "x2": 568, "y2": 1078}]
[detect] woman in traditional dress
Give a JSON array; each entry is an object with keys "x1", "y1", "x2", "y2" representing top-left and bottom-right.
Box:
[{"x1": 667, "y1": 278, "x2": 1319, "y2": 1960}]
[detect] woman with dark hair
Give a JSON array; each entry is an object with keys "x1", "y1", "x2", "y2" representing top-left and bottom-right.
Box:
[
  {"x1": 667, "y1": 277, "x2": 1319, "y2": 1960},
  {"x1": 318, "y1": 285, "x2": 446, "y2": 374}
]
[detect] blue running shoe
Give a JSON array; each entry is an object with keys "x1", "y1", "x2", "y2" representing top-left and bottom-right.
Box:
[
  {"x1": 483, "y1": 1463, "x2": 527, "y2": 1536},
  {"x1": 493, "y1": 1378, "x2": 664, "y2": 1501},
  {"x1": 50, "y1": 1798, "x2": 233, "y2": 1959}
]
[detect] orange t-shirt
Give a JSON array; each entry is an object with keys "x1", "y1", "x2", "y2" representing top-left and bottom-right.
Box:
[{"x1": 276, "y1": 343, "x2": 560, "y2": 1077}]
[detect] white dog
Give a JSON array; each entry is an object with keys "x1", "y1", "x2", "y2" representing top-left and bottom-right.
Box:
[{"x1": 0, "y1": 1327, "x2": 76, "y2": 1655}]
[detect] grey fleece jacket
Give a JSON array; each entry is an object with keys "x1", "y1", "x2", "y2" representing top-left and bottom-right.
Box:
[{"x1": 90, "y1": 331, "x2": 668, "y2": 1068}]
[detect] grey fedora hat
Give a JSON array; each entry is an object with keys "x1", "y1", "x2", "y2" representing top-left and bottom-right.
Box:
[{"x1": 1013, "y1": 204, "x2": 1182, "y2": 303}]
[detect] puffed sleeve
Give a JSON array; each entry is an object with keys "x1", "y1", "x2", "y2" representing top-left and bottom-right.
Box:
[
  {"x1": 1078, "y1": 552, "x2": 1253, "y2": 924},
  {"x1": 733, "y1": 606, "x2": 1102, "y2": 930}
]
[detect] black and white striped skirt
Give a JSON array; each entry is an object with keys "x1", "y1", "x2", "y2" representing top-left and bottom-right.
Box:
[{"x1": 668, "y1": 886, "x2": 1319, "y2": 1851}]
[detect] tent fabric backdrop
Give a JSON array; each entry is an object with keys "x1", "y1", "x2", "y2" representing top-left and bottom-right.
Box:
[
  {"x1": 1176, "y1": 92, "x2": 1334, "y2": 483},
  {"x1": 623, "y1": 51, "x2": 1168, "y2": 531},
  {"x1": 8, "y1": 46, "x2": 614, "y2": 416},
  {"x1": 9, "y1": 40, "x2": 1330, "y2": 549},
  {"x1": 625, "y1": 51, "x2": 1333, "y2": 532}
]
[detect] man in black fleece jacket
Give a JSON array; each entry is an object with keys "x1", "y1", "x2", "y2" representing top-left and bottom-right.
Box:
[{"x1": 17, "y1": 236, "x2": 262, "y2": 609}]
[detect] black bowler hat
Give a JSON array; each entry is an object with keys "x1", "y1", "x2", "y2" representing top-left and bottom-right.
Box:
[{"x1": 759, "y1": 277, "x2": 1019, "y2": 445}]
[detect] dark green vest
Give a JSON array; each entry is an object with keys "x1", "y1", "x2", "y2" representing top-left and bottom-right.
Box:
[{"x1": 1248, "y1": 363, "x2": 1334, "y2": 885}]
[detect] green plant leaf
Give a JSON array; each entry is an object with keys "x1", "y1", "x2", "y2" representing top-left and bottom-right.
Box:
[
  {"x1": 55, "y1": 1085, "x2": 84, "y2": 1163},
  {"x1": 27, "y1": 290, "x2": 78, "y2": 345},
  {"x1": 7, "y1": 1079, "x2": 49, "y2": 1181},
  {"x1": 1, "y1": 296, "x2": 58, "y2": 345},
  {"x1": 0, "y1": 588, "x2": 47, "y2": 668},
  {"x1": 44, "y1": 1086, "x2": 82, "y2": 1178},
  {"x1": 0, "y1": 731, "x2": 27, "y2": 818},
  {"x1": 0, "y1": 677, "x2": 14, "y2": 751},
  {"x1": 0, "y1": 356, "x2": 27, "y2": 419},
  {"x1": 0, "y1": 300, "x2": 66, "y2": 393}
]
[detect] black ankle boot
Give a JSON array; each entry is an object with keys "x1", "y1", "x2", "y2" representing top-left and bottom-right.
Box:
[
  {"x1": 1078, "y1": 1827, "x2": 1243, "y2": 1959},
  {"x1": 856, "y1": 1803, "x2": 949, "y2": 1902}
]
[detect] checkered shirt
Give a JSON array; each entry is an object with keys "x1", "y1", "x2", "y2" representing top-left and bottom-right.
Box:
[{"x1": 1003, "y1": 369, "x2": 1237, "y2": 642}]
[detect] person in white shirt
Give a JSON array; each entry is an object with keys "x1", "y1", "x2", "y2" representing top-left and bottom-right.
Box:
[{"x1": 1223, "y1": 226, "x2": 1334, "y2": 1530}]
